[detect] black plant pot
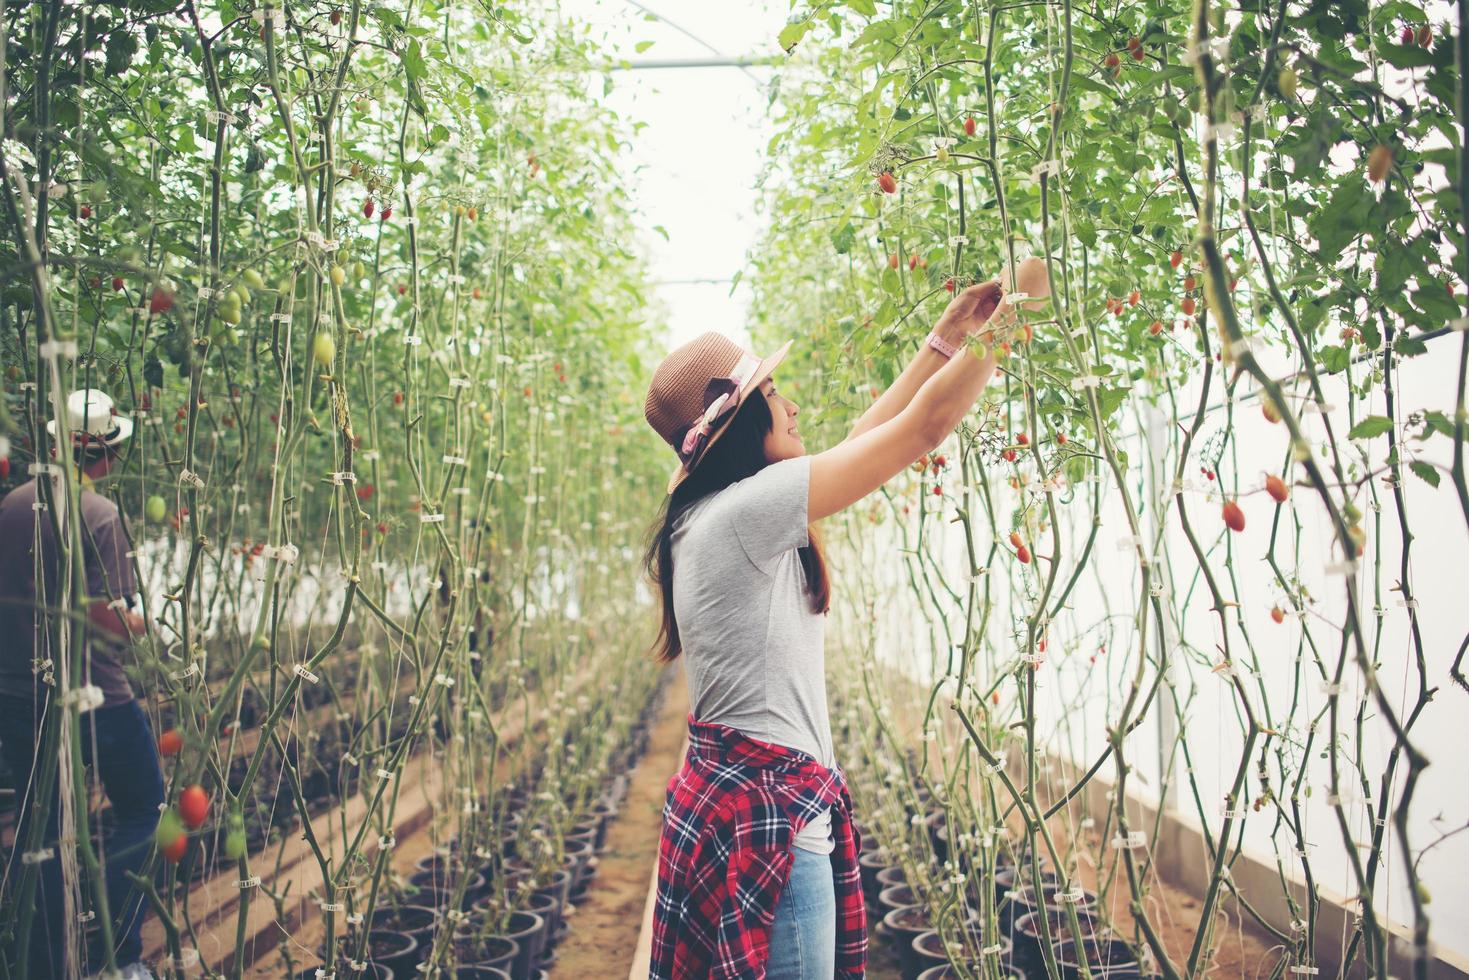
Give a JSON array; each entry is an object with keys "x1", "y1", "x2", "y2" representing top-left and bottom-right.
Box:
[
  {"x1": 858, "y1": 852, "x2": 890, "y2": 901},
  {"x1": 917, "y1": 965, "x2": 1024, "y2": 980},
  {"x1": 999, "y1": 880, "x2": 1084, "y2": 933},
  {"x1": 457, "y1": 910, "x2": 544, "y2": 980},
  {"x1": 371, "y1": 904, "x2": 440, "y2": 948},
  {"x1": 910, "y1": 927, "x2": 1014, "y2": 980},
  {"x1": 354, "y1": 928, "x2": 418, "y2": 975},
  {"x1": 454, "y1": 969, "x2": 511, "y2": 980},
  {"x1": 451, "y1": 935, "x2": 518, "y2": 972},
  {"x1": 297, "y1": 964, "x2": 391, "y2": 980},
  {"x1": 882, "y1": 905, "x2": 931, "y2": 978},
  {"x1": 1014, "y1": 907, "x2": 1107, "y2": 977},
  {"x1": 877, "y1": 883, "x2": 920, "y2": 920}
]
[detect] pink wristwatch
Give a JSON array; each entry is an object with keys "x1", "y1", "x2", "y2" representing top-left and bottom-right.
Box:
[{"x1": 925, "y1": 331, "x2": 959, "y2": 358}]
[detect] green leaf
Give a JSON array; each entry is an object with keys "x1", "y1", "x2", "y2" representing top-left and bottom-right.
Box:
[
  {"x1": 1392, "y1": 334, "x2": 1428, "y2": 357},
  {"x1": 634, "y1": 40, "x2": 655, "y2": 53},
  {"x1": 778, "y1": 20, "x2": 813, "y2": 54},
  {"x1": 829, "y1": 221, "x2": 855, "y2": 255},
  {"x1": 1347, "y1": 415, "x2": 1393, "y2": 440},
  {"x1": 847, "y1": 0, "x2": 877, "y2": 15},
  {"x1": 1409, "y1": 460, "x2": 1440, "y2": 488},
  {"x1": 651, "y1": 224, "x2": 668, "y2": 241}
]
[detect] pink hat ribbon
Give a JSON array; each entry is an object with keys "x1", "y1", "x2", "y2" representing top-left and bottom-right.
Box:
[{"x1": 676, "y1": 353, "x2": 761, "y2": 465}]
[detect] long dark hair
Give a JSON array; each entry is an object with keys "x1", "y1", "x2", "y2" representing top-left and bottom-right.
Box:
[{"x1": 643, "y1": 391, "x2": 830, "y2": 663}]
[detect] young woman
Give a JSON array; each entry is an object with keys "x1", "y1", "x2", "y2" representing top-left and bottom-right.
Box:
[{"x1": 642, "y1": 258, "x2": 1051, "y2": 980}]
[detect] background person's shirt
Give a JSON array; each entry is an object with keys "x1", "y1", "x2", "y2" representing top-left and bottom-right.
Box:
[
  {"x1": 0, "y1": 478, "x2": 139, "y2": 707},
  {"x1": 671, "y1": 454, "x2": 836, "y2": 854}
]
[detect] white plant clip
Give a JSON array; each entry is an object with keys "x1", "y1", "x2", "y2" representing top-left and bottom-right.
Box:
[
  {"x1": 378, "y1": 835, "x2": 396, "y2": 850},
  {"x1": 948, "y1": 235, "x2": 969, "y2": 247},
  {"x1": 1030, "y1": 160, "x2": 1059, "y2": 181},
  {"x1": 21, "y1": 848, "x2": 54, "y2": 865},
  {"x1": 361, "y1": 449, "x2": 380, "y2": 461},
  {"x1": 179, "y1": 469, "x2": 206, "y2": 489},
  {"x1": 1111, "y1": 831, "x2": 1148, "y2": 850},
  {"x1": 1057, "y1": 886, "x2": 1086, "y2": 903},
  {"x1": 404, "y1": 334, "x2": 423, "y2": 346},
  {"x1": 172, "y1": 947, "x2": 201, "y2": 970},
  {"x1": 420, "y1": 512, "x2": 445, "y2": 523},
  {"x1": 433, "y1": 673, "x2": 454, "y2": 688},
  {"x1": 269, "y1": 312, "x2": 292, "y2": 324},
  {"x1": 1070, "y1": 374, "x2": 1101, "y2": 390},
  {"x1": 39, "y1": 339, "x2": 78, "y2": 361},
  {"x1": 347, "y1": 912, "x2": 364, "y2": 925},
  {"x1": 60, "y1": 684, "x2": 105, "y2": 713},
  {"x1": 319, "y1": 901, "x2": 343, "y2": 912},
  {"x1": 172, "y1": 662, "x2": 201, "y2": 682},
  {"x1": 1451, "y1": 317, "x2": 1469, "y2": 332},
  {"x1": 1117, "y1": 534, "x2": 1143, "y2": 551},
  {"x1": 329, "y1": 471, "x2": 356, "y2": 485},
  {"x1": 1288, "y1": 967, "x2": 1321, "y2": 976},
  {"x1": 449, "y1": 377, "x2": 471, "y2": 389},
  {"x1": 293, "y1": 664, "x2": 320, "y2": 684},
  {"x1": 451, "y1": 486, "x2": 471, "y2": 496},
  {"x1": 375, "y1": 768, "x2": 394, "y2": 781},
  {"x1": 441, "y1": 455, "x2": 466, "y2": 466}
]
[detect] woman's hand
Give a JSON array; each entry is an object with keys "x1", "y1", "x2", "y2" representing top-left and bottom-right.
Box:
[{"x1": 931, "y1": 279, "x2": 1007, "y2": 345}]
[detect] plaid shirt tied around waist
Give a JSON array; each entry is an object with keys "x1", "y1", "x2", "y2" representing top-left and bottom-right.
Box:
[{"x1": 649, "y1": 715, "x2": 866, "y2": 979}]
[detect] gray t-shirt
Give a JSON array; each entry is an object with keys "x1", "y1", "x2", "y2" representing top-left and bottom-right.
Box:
[
  {"x1": 0, "y1": 478, "x2": 139, "y2": 707},
  {"x1": 671, "y1": 455, "x2": 835, "y2": 854}
]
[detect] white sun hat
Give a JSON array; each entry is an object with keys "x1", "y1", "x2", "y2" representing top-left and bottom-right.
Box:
[{"x1": 45, "y1": 388, "x2": 134, "y2": 449}]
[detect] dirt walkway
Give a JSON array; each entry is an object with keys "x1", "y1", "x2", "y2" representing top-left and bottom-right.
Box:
[{"x1": 551, "y1": 663, "x2": 689, "y2": 978}]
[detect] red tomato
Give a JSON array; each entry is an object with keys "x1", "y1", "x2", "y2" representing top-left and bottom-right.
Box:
[
  {"x1": 877, "y1": 172, "x2": 898, "y2": 194},
  {"x1": 179, "y1": 785, "x2": 209, "y2": 830},
  {"x1": 1016, "y1": 544, "x2": 1032, "y2": 564},
  {"x1": 363, "y1": 198, "x2": 375, "y2": 219},
  {"x1": 1169, "y1": 250, "x2": 1183, "y2": 269},
  {"x1": 1271, "y1": 606, "x2": 1285, "y2": 624},
  {"x1": 1265, "y1": 474, "x2": 1289, "y2": 502},
  {"x1": 162, "y1": 833, "x2": 188, "y2": 863},
  {"x1": 1222, "y1": 500, "x2": 1246, "y2": 532},
  {"x1": 158, "y1": 728, "x2": 183, "y2": 756},
  {"x1": 964, "y1": 116, "x2": 976, "y2": 136}
]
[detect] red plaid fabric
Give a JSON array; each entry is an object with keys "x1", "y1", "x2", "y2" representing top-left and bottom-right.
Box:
[{"x1": 649, "y1": 715, "x2": 866, "y2": 979}]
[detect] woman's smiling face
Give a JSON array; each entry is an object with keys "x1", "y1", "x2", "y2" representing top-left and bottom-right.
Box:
[{"x1": 760, "y1": 378, "x2": 805, "y2": 462}]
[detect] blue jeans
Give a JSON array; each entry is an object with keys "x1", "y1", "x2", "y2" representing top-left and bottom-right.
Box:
[
  {"x1": 0, "y1": 697, "x2": 164, "y2": 977},
  {"x1": 766, "y1": 845, "x2": 836, "y2": 980}
]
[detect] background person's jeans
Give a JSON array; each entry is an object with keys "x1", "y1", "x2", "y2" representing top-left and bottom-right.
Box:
[
  {"x1": 0, "y1": 697, "x2": 164, "y2": 977},
  {"x1": 766, "y1": 844, "x2": 837, "y2": 980}
]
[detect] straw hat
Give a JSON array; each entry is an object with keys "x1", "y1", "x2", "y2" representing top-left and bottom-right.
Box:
[
  {"x1": 45, "y1": 388, "x2": 133, "y2": 449},
  {"x1": 644, "y1": 332, "x2": 793, "y2": 494}
]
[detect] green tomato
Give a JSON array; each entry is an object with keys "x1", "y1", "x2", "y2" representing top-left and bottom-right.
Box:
[
  {"x1": 219, "y1": 305, "x2": 242, "y2": 326},
  {"x1": 352, "y1": 261, "x2": 367, "y2": 281},
  {"x1": 1278, "y1": 67, "x2": 1298, "y2": 99},
  {"x1": 313, "y1": 331, "x2": 336, "y2": 366},
  {"x1": 242, "y1": 269, "x2": 266, "y2": 290},
  {"x1": 145, "y1": 495, "x2": 167, "y2": 523},
  {"x1": 330, "y1": 264, "x2": 346, "y2": 287},
  {"x1": 155, "y1": 809, "x2": 184, "y2": 848},
  {"x1": 232, "y1": 284, "x2": 249, "y2": 306}
]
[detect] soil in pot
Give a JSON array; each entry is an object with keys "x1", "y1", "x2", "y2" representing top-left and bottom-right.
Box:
[
  {"x1": 875, "y1": 865, "x2": 907, "y2": 890},
  {"x1": 877, "y1": 883, "x2": 919, "y2": 918},
  {"x1": 1055, "y1": 937, "x2": 1155, "y2": 979},
  {"x1": 356, "y1": 929, "x2": 418, "y2": 974}
]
